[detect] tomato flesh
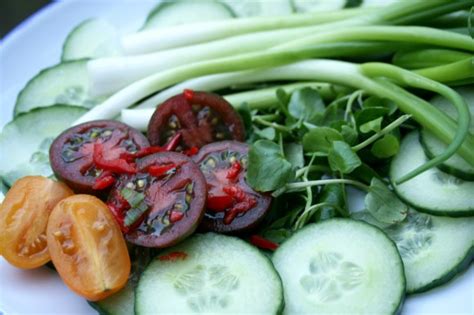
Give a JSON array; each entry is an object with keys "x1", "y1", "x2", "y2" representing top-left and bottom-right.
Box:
[
  {"x1": 50, "y1": 120, "x2": 149, "y2": 194},
  {"x1": 147, "y1": 90, "x2": 245, "y2": 150},
  {"x1": 0, "y1": 176, "x2": 73, "y2": 269},
  {"x1": 107, "y1": 152, "x2": 207, "y2": 248},
  {"x1": 193, "y1": 141, "x2": 272, "y2": 233},
  {"x1": 47, "y1": 195, "x2": 130, "y2": 301}
]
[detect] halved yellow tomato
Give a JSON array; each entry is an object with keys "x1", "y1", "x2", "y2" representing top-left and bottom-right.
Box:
[
  {"x1": 0, "y1": 176, "x2": 73, "y2": 269},
  {"x1": 47, "y1": 194, "x2": 130, "y2": 301}
]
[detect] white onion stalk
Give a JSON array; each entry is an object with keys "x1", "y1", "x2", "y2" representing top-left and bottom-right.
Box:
[
  {"x1": 120, "y1": 8, "x2": 369, "y2": 55},
  {"x1": 121, "y1": 82, "x2": 331, "y2": 131}
]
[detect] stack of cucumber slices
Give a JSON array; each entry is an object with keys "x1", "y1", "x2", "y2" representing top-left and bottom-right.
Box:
[{"x1": 1, "y1": 0, "x2": 473, "y2": 314}]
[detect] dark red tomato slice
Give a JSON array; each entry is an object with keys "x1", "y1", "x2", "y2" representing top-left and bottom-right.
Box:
[
  {"x1": 49, "y1": 120, "x2": 149, "y2": 194},
  {"x1": 107, "y1": 152, "x2": 206, "y2": 248},
  {"x1": 192, "y1": 141, "x2": 272, "y2": 233},
  {"x1": 147, "y1": 90, "x2": 245, "y2": 150}
]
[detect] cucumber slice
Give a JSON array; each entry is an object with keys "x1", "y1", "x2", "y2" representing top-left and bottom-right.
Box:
[
  {"x1": 14, "y1": 60, "x2": 105, "y2": 116},
  {"x1": 223, "y1": 0, "x2": 294, "y2": 17},
  {"x1": 0, "y1": 105, "x2": 87, "y2": 186},
  {"x1": 135, "y1": 233, "x2": 283, "y2": 314},
  {"x1": 353, "y1": 209, "x2": 474, "y2": 294},
  {"x1": 62, "y1": 18, "x2": 121, "y2": 61},
  {"x1": 420, "y1": 87, "x2": 474, "y2": 180},
  {"x1": 273, "y1": 219, "x2": 405, "y2": 315},
  {"x1": 142, "y1": 0, "x2": 234, "y2": 30},
  {"x1": 292, "y1": 0, "x2": 346, "y2": 12},
  {"x1": 89, "y1": 283, "x2": 134, "y2": 315},
  {"x1": 390, "y1": 132, "x2": 474, "y2": 216}
]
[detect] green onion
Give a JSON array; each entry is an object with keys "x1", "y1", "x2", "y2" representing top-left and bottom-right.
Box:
[{"x1": 121, "y1": 187, "x2": 148, "y2": 227}]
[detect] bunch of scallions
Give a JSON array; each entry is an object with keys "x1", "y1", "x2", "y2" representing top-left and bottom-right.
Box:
[{"x1": 73, "y1": 0, "x2": 474, "y2": 190}]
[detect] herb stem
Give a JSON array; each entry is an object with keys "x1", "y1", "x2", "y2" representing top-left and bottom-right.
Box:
[
  {"x1": 352, "y1": 114, "x2": 412, "y2": 152},
  {"x1": 295, "y1": 165, "x2": 331, "y2": 178},
  {"x1": 284, "y1": 179, "x2": 370, "y2": 193},
  {"x1": 253, "y1": 117, "x2": 292, "y2": 132}
]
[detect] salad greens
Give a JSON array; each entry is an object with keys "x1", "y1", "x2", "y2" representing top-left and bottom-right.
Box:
[{"x1": 1, "y1": 0, "x2": 474, "y2": 312}]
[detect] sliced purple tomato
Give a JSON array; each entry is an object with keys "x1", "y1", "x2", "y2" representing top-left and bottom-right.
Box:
[
  {"x1": 147, "y1": 90, "x2": 245, "y2": 150},
  {"x1": 192, "y1": 141, "x2": 272, "y2": 233},
  {"x1": 107, "y1": 152, "x2": 206, "y2": 248},
  {"x1": 49, "y1": 120, "x2": 149, "y2": 194}
]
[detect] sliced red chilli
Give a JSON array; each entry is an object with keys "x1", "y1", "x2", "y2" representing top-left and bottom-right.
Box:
[
  {"x1": 147, "y1": 90, "x2": 245, "y2": 150},
  {"x1": 192, "y1": 141, "x2": 272, "y2": 233},
  {"x1": 107, "y1": 152, "x2": 206, "y2": 248},
  {"x1": 49, "y1": 120, "x2": 149, "y2": 194}
]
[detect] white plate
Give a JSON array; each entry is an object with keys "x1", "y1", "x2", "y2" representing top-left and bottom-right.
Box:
[{"x1": 0, "y1": 1, "x2": 473, "y2": 314}]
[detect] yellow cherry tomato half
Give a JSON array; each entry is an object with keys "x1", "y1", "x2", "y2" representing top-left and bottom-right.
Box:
[
  {"x1": 0, "y1": 176, "x2": 73, "y2": 269},
  {"x1": 47, "y1": 194, "x2": 131, "y2": 301}
]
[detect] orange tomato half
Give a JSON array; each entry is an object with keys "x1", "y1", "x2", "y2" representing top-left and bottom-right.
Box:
[
  {"x1": 47, "y1": 194, "x2": 130, "y2": 301},
  {"x1": 0, "y1": 176, "x2": 73, "y2": 269}
]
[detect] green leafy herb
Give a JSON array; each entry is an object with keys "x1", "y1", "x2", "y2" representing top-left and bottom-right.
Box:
[
  {"x1": 363, "y1": 96, "x2": 397, "y2": 115},
  {"x1": 360, "y1": 117, "x2": 383, "y2": 133},
  {"x1": 371, "y1": 134, "x2": 400, "y2": 158},
  {"x1": 247, "y1": 140, "x2": 294, "y2": 192},
  {"x1": 317, "y1": 184, "x2": 348, "y2": 220},
  {"x1": 236, "y1": 102, "x2": 253, "y2": 133},
  {"x1": 254, "y1": 126, "x2": 276, "y2": 140},
  {"x1": 288, "y1": 87, "x2": 325, "y2": 124},
  {"x1": 328, "y1": 141, "x2": 361, "y2": 174},
  {"x1": 284, "y1": 143, "x2": 304, "y2": 169},
  {"x1": 341, "y1": 124, "x2": 358, "y2": 145},
  {"x1": 121, "y1": 187, "x2": 148, "y2": 227},
  {"x1": 355, "y1": 107, "x2": 389, "y2": 130},
  {"x1": 364, "y1": 178, "x2": 408, "y2": 224},
  {"x1": 302, "y1": 127, "x2": 343, "y2": 154}
]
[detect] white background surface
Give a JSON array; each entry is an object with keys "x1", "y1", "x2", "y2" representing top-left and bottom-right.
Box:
[{"x1": 0, "y1": 1, "x2": 473, "y2": 314}]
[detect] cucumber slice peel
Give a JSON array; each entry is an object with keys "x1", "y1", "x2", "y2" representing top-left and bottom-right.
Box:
[
  {"x1": 0, "y1": 105, "x2": 87, "y2": 186},
  {"x1": 420, "y1": 87, "x2": 474, "y2": 180},
  {"x1": 14, "y1": 60, "x2": 105, "y2": 116},
  {"x1": 142, "y1": 0, "x2": 234, "y2": 30},
  {"x1": 135, "y1": 233, "x2": 283, "y2": 314},
  {"x1": 222, "y1": 0, "x2": 294, "y2": 17},
  {"x1": 273, "y1": 219, "x2": 405, "y2": 314},
  {"x1": 353, "y1": 210, "x2": 474, "y2": 293},
  {"x1": 62, "y1": 18, "x2": 121, "y2": 61},
  {"x1": 391, "y1": 132, "x2": 474, "y2": 216}
]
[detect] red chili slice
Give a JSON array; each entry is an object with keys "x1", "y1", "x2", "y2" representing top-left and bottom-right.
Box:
[
  {"x1": 192, "y1": 141, "x2": 272, "y2": 233},
  {"x1": 49, "y1": 120, "x2": 149, "y2": 194},
  {"x1": 107, "y1": 152, "x2": 206, "y2": 248},
  {"x1": 147, "y1": 90, "x2": 245, "y2": 150}
]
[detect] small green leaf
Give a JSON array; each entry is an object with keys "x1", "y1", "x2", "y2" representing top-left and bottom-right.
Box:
[
  {"x1": 255, "y1": 127, "x2": 276, "y2": 140},
  {"x1": 284, "y1": 143, "x2": 304, "y2": 169},
  {"x1": 247, "y1": 140, "x2": 294, "y2": 192},
  {"x1": 360, "y1": 117, "x2": 383, "y2": 133},
  {"x1": 364, "y1": 178, "x2": 408, "y2": 224},
  {"x1": 302, "y1": 127, "x2": 343, "y2": 154},
  {"x1": 355, "y1": 107, "x2": 388, "y2": 127},
  {"x1": 236, "y1": 102, "x2": 252, "y2": 133},
  {"x1": 317, "y1": 184, "x2": 348, "y2": 220},
  {"x1": 341, "y1": 125, "x2": 358, "y2": 145},
  {"x1": 288, "y1": 88, "x2": 325, "y2": 124},
  {"x1": 328, "y1": 141, "x2": 361, "y2": 174},
  {"x1": 363, "y1": 96, "x2": 397, "y2": 115},
  {"x1": 371, "y1": 134, "x2": 400, "y2": 158},
  {"x1": 276, "y1": 88, "x2": 291, "y2": 117}
]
